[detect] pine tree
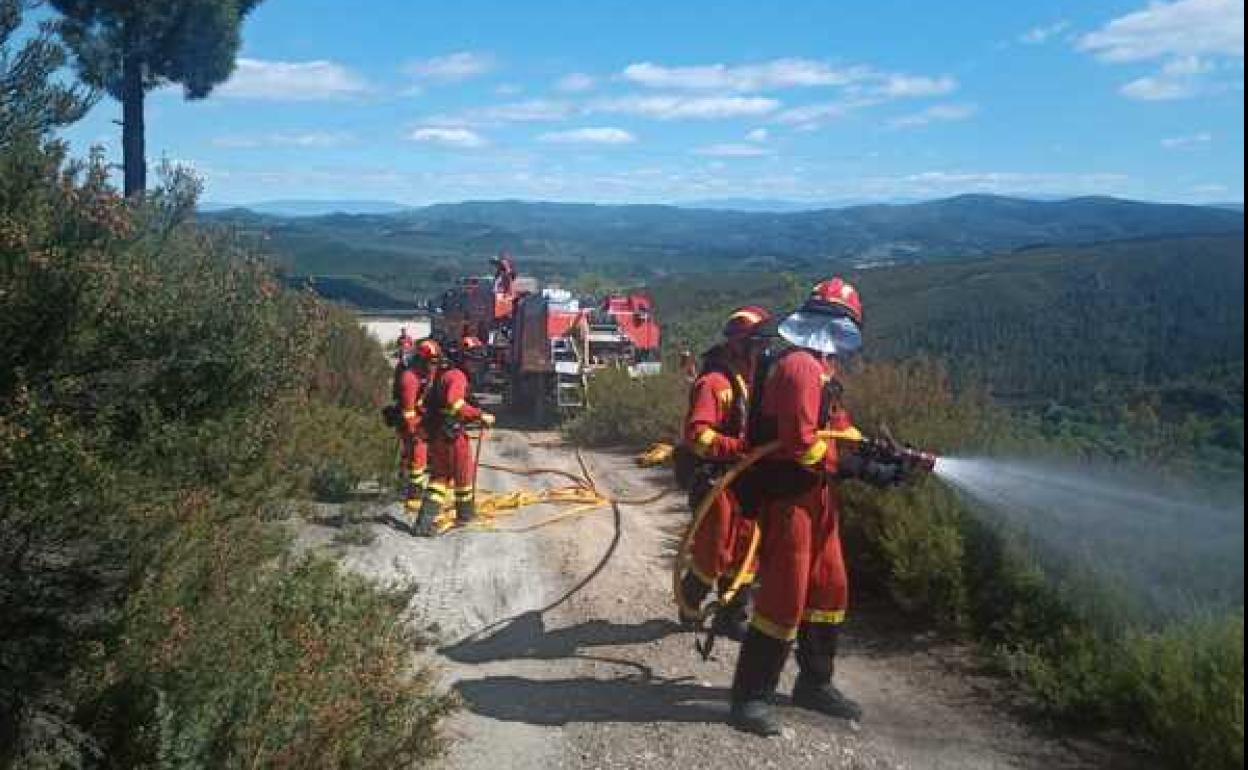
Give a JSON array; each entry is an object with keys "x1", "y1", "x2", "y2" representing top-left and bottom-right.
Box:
[
  {"x1": 0, "y1": 0, "x2": 94, "y2": 144},
  {"x1": 49, "y1": 0, "x2": 264, "y2": 196}
]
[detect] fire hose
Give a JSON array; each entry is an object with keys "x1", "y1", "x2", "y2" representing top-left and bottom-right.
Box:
[
  {"x1": 425, "y1": 429, "x2": 675, "y2": 535},
  {"x1": 671, "y1": 431, "x2": 938, "y2": 639}
]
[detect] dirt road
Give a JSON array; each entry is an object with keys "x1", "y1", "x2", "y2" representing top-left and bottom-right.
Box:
[{"x1": 302, "y1": 428, "x2": 1148, "y2": 770}]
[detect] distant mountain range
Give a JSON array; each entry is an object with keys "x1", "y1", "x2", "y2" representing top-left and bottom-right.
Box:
[
  {"x1": 200, "y1": 199, "x2": 414, "y2": 217},
  {"x1": 203, "y1": 194, "x2": 1245, "y2": 284}
]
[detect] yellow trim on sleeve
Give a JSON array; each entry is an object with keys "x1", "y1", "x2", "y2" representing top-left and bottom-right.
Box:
[
  {"x1": 696, "y1": 428, "x2": 718, "y2": 447},
  {"x1": 402, "y1": 410, "x2": 419, "y2": 419},
  {"x1": 798, "y1": 439, "x2": 829, "y2": 466},
  {"x1": 445, "y1": 398, "x2": 466, "y2": 415}
]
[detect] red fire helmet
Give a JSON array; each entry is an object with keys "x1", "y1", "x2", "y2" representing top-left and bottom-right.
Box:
[
  {"x1": 804, "y1": 277, "x2": 863, "y2": 326},
  {"x1": 721, "y1": 305, "x2": 772, "y2": 339},
  {"x1": 415, "y1": 338, "x2": 443, "y2": 362}
]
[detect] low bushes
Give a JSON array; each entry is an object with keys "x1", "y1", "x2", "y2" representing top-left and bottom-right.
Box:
[
  {"x1": 2, "y1": 127, "x2": 449, "y2": 766},
  {"x1": 561, "y1": 351, "x2": 1243, "y2": 769},
  {"x1": 563, "y1": 367, "x2": 687, "y2": 447}
]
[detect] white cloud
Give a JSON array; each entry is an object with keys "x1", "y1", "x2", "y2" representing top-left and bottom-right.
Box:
[
  {"x1": 538, "y1": 127, "x2": 636, "y2": 145},
  {"x1": 422, "y1": 99, "x2": 573, "y2": 128},
  {"x1": 873, "y1": 74, "x2": 958, "y2": 98},
  {"x1": 1020, "y1": 21, "x2": 1070, "y2": 45},
  {"x1": 211, "y1": 131, "x2": 354, "y2": 149},
  {"x1": 888, "y1": 103, "x2": 977, "y2": 129},
  {"x1": 476, "y1": 99, "x2": 572, "y2": 122},
  {"x1": 869, "y1": 170, "x2": 1131, "y2": 197},
  {"x1": 556, "y1": 73, "x2": 597, "y2": 92},
  {"x1": 745, "y1": 128, "x2": 769, "y2": 143},
  {"x1": 1163, "y1": 54, "x2": 1217, "y2": 76},
  {"x1": 589, "y1": 94, "x2": 780, "y2": 120},
  {"x1": 1078, "y1": 0, "x2": 1243, "y2": 100},
  {"x1": 1121, "y1": 75, "x2": 1201, "y2": 99},
  {"x1": 1161, "y1": 131, "x2": 1214, "y2": 148},
  {"x1": 693, "y1": 143, "x2": 772, "y2": 157},
  {"x1": 1078, "y1": 0, "x2": 1243, "y2": 62},
  {"x1": 495, "y1": 83, "x2": 524, "y2": 96},
  {"x1": 406, "y1": 127, "x2": 488, "y2": 148},
  {"x1": 215, "y1": 58, "x2": 370, "y2": 100},
  {"x1": 620, "y1": 58, "x2": 865, "y2": 91},
  {"x1": 404, "y1": 51, "x2": 495, "y2": 83},
  {"x1": 773, "y1": 101, "x2": 863, "y2": 130}
]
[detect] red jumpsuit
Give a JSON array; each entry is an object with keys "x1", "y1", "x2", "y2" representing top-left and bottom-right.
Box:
[
  {"x1": 395, "y1": 367, "x2": 428, "y2": 516},
  {"x1": 427, "y1": 366, "x2": 482, "y2": 511},
  {"x1": 750, "y1": 350, "x2": 855, "y2": 642},
  {"x1": 685, "y1": 368, "x2": 758, "y2": 588}
]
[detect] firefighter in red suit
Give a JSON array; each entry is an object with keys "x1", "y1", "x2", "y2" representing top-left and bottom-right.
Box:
[
  {"x1": 676, "y1": 306, "x2": 772, "y2": 641},
  {"x1": 395, "y1": 343, "x2": 432, "y2": 528},
  {"x1": 729, "y1": 277, "x2": 912, "y2": 736},
  {"x1": 412, "y1": 336, "x2": 496, "y2": 536},
  {"x1": 491, "y1": 252, "x2": 517, "y2": 296}
]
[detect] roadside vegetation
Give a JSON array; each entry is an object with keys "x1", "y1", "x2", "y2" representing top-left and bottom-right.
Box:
[
  {"x1": 1, "y1": 8, "x2": 450, "y2": 766},
  {"x1": 571, "y1": 254, "x2": 1244, "y2": 768}
]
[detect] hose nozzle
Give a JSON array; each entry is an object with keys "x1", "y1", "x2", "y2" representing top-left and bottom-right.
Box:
[{"x1": 857, "y1": 435, "x2": 938, "y2": 475}]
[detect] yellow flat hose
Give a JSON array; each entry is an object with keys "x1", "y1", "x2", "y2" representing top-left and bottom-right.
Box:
[
  {"x1": 672, "y1": 440, "x2": 778, "y2": 623},
  {"x1": 672, "y1": 430, "x2": 857, "y2": 623}
]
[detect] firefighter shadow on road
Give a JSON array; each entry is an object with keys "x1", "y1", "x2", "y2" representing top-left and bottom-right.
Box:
[
  {"x1": 455, "y1": 673, "x2": 727, "y2": 726},
  {"x1": 443, "y1": 612, "x2": 725, "y2": 726},
  {"x1": 441, "y1": 611, "x2": 681, "y2": 667}
]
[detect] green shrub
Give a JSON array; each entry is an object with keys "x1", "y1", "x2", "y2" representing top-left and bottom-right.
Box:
[
  {"x1": 1116, "y1": 614, "x2": 1243, "y2": 770},
  {"x1": 99, "y1": 500, "x2": 453, "y2": 768},
  {"x1": 2, "y1": 82, "x2": 450, "y2": 766},
  {"x1": 563, "y1": 367, "x2": 687, "y2": 447}
]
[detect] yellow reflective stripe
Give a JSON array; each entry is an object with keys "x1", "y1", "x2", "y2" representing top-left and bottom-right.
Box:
[
  {"x1": 427, "y1": 482, "x2": 449, "y2": 502},
  {"x1": 798, "y1": 439, "x2": 828, "y2": 466},
  {"x1": 445, "y1": 398, "x2": 466, "y2": 415},
  {"x1": 696, "y1": 428, "x2": 718, "y2": 448},
  {"x1": 734, "y1": 374, "x2": 749, "y2": 400},
  {"x1": 402, "y1": 410, "x2": 419, "y2": 419},
  {"x1": 730, "y1": 309, "x2": 764, "y2": 325},
  {"x1": 715, "y1": 389, "x2": 733, "y2": 406},
  {"x1": 750, "y1": 612, "x2": 798, "y2": 642},
  {"x1": 803, "y1": 608, "x2": 847, "y2": 625},
  {"x1": 826, "y1": 426, "x2": 863, "y2": 442},
  {"x1": 738, "y1": 570, "x2": 758, "y2": 584}
]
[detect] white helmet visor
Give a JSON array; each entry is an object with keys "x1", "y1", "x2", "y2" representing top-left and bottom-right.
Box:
[{"x1": 777, "y1": 311, "x2": 863, "y2": 356}]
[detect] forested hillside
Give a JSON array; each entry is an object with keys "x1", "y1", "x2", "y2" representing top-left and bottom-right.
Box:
[
  {"x1": 650, "y1": 234, "x2": 1245, "y2": 470},
  {"x1": 206, "y1": 195, "x2": 1244, "y2": 297}
]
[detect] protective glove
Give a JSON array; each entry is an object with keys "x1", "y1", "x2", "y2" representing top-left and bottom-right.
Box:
[{"x1": 479, "y1": 412, "x2": 496, "y2": 428}]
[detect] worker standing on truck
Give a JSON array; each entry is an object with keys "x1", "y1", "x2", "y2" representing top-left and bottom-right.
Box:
[
  {"x1": 676, "y1": 306, "x2": 772, "y2": 642},
  {"x1": 394, "y1": 344, "x2": 431, "y2": 530},
  {"x1": 491, "y1": 251, "x2": 517, "y2": 296},
  {"x1": 412, "y1": 336, "x2": 496, "y2": 536},
  {"x1": 727, "y1": 277, "x2": 915, "y2": 736}
]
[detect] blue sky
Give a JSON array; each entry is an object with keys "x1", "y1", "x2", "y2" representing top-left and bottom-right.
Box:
[{"x1": 47, "y1": 0, "x2": 1246, "y2": 205}]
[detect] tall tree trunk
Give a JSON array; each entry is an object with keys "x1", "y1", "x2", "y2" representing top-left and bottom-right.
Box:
[{"x1": 121, "y1": 51, "x2": 145, "y2": 197}]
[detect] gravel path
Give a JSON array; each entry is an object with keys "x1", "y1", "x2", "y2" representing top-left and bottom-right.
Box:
[{"x1": 302, "y1": 429, "x2": 1151, "y2": 770}]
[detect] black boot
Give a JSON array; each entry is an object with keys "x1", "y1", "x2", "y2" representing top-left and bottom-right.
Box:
[
  {"x1": 792, "y1": 623, "x2": 862, "y2": 722},
  {"x1": 711, "y1": 583, "x2": 752, "y2": 642},
  {"x1": 729, "y1": 626, "x2": 791, "y2": 737},
  {"x1": 677, "y1": 570, "x2": 712, "y2": 626},
  {"x1": 455, "y1": 497, "x2": 477, "y2": 526},
  {"x1": 411, "y1": 496, "x2": 442, "y2": 537}
]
